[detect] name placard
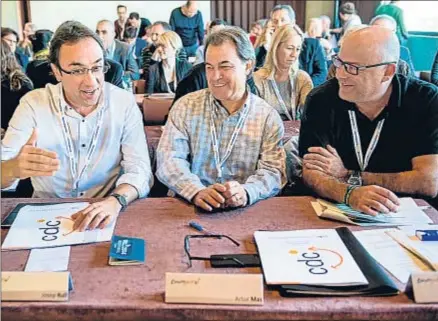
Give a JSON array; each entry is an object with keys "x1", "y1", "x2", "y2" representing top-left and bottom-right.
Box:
[
  {"x1": 165, "y1": 272, "x2": 264, "y2": 305},
  {"x1": 2, "y1": 271, "x2": 71, "y2": 302},
  {"x1": 410, "y1": 272, "x2": 438, "y2": 303}
]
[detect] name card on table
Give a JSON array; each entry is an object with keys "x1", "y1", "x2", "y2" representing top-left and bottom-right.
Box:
[
  {"x1": 409, "y1": 272, "x2": 438, "y2": 303},
  {"x1": 165, "y1": 272, "x2": 264, "y2": 305},
  {"x1": 2, "y1": 271, "x2": 72, "y2": 302}
]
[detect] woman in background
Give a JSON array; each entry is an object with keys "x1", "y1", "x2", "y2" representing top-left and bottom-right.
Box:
[
  {"x1": 1, "y1": 39, "x2": 33, "y2": 130},
  {"x1": 254, "y1": 19, "x2": 275, "y2": 69},
  {"x1": 18, "y1": 22, "x2": 37, "y2": 59},
  {"x1": 31, "y1": 29, "x2": 54, "y2": 60},
  {"x1": 147, "y1": 31, "x2": 192, "y2": 94},
  {"x1": 254, "y1": 24, "x2": 313, "y2": 121},
  {"x1": 331, "y1": 2, "x2": 362, "y2": 39}
]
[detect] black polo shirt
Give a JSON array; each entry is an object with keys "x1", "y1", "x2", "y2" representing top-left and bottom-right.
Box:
[{"x1": 299, "y1": 75, "x2": 438, "y2": 173}]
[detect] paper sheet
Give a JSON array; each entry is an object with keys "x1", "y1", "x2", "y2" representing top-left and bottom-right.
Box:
[
  {"x1": 25, "y1": 246, "x2": 71, "y2": 272},
  {"x1": 2, "y1": 202, "x2": 116, "y2": 250},
  {"x1": 254, "y1": 229, "x2": 368, "y2": 286},
  {"x1": 353, "y1": 229, "x2": 432, "y2": 283}
]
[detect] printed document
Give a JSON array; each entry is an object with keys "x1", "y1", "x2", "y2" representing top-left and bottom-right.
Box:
[
  {"x1": 254, "y1": 229, "x2": 368, "y2": 286},
  {"x1": 2, "y1": 202, "x2": 116, "y2": 250},
  {"x1": 353, "y1": 229, "x2": 432, "y2": 283}
]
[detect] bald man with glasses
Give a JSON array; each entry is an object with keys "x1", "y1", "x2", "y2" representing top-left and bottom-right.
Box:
[{"x1": 298, "y1": 26, "x2": 438, "y2": 215}]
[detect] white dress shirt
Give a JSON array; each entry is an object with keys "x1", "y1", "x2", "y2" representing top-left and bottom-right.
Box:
[{"x1": 2, "y1": 82, "x2": 153, "y2": 198}]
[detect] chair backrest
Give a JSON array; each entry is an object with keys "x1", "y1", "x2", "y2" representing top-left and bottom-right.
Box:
[
  {"x1": 134, "y1": 79, "x2": 146, "y2": 94},
  {"x1": 142, "y1": 96, "x2": 173, "y2": 125}
]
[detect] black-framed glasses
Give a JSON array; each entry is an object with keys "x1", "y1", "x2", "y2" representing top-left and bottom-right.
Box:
[
  {"x1": 57, "y1": 63, "x2": 110, "y2": 77},
  {"x1": 184, "y1": 234, "x2": 241, "y2": 267},
  {"x1": 332, "y1": 54, "x2": 397, "y2": 76}
]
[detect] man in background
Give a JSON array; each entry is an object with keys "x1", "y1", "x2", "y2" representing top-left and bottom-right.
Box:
[
  {"x1": 127, "y1": 12, "x2": 151, "y2": 39},
  {"x1": 114, "y1": 4, "x2": 128, "y2": 41},
  {"x1": 96, "y1": 20, "x2": 139, "y2": 81}
]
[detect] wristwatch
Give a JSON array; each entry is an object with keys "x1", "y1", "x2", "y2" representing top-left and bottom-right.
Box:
[
  {"x1": 347, "y1": 170, "x2": 363, "y2": 186},
  {"x1": 110, "y1": 193, "x2": 128, "y2": 211}
]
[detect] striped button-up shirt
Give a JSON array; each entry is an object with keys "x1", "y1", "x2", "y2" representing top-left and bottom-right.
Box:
[
  {"x1": 157, "y1": 89, "x2": 286, "y2": 205},
  {"x1": 2, "y1": 82, "x2": 153, "y2": 198}
]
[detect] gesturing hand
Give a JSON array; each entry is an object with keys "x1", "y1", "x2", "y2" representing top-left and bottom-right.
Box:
[
  {"x1": 12, "y1": 128, "x2": 60, "y2": 179},
  {"x1": 348, "y1": 185, "x2": 400, "y2": 216},
  {"x1": 193, "y1": 184, "x2": 227, "y2": 212},
  {"x1": 72, "y1": 197, "x2": 122, "y2": 231}
]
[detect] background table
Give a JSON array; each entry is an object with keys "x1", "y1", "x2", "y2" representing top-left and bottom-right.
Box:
[{"x1": 2, "y1": 196, "x2": 438, "y2": 321}]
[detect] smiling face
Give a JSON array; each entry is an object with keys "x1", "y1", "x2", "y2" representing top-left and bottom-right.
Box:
[
  {"x1": 205, "y1": 40, "x2": 251, "y2": 104},
  {"x1": 51, "y1": 37, "x2": 105, "y2": 110},
  {"x1": 276, "y1": 34, "x2": 302, "y2": 70},
  {"x1": 336, "y1": 32, "x2": 393, "y2": 104}
]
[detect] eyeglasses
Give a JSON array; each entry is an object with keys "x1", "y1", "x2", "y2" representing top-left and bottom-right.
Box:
[
  {"x1": 184, "y1": 234, "x2": 241, "y2": 267},
  {"x1": 332, "y1": 55, "x2": 397, "y2": 76},
  {"x1": 57, "y1": 63, "x2": 110, "y2": 77}
]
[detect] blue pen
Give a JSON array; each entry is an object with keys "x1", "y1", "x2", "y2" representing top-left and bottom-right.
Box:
[{"x1": 189, "y1": 221, "x2": 213, "y2": 235}]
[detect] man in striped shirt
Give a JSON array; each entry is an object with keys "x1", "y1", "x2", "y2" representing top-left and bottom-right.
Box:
[{"x1": 157, "y1": 27, "x2": 286, "y2": 211}]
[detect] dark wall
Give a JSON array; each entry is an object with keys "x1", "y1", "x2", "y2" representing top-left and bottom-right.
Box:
[{"x1": 211, "y1": 0, "x2": 306, "y2": 32}]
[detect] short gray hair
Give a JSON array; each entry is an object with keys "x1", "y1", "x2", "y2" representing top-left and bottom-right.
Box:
[
  {"x1": 370, "y1": 14, "x2": 397, "y2": 30},
  {"x1": 97, "y1": 19, "x2": 115, "y2": 32},
  {"x1": 49, "y1": 21, "x2": 104, "y2": 66},
  {"x1": 204, "y1": 26, "x2": 255, "y2": 63},
  {"x1": 271, "y1": 5, "x2": 296, "y2": 22}
]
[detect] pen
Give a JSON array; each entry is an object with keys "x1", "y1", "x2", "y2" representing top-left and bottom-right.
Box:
[{"x1": 189, "y1": 221, "x2": 213, "y2": 235}]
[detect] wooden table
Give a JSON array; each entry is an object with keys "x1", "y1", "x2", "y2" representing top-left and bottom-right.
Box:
[{"x1": 2, "y1": 197, "x2": 438, "y2": 321}]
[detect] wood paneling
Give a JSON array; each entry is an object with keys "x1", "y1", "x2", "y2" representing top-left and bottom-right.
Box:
[{"x1": 211, "y1": 0, "x2": 306, "y2": 32}]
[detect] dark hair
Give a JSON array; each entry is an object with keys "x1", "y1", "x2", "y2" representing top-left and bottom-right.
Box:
[
  {"x1": 1, "y1": 27, "x2": 19, "y2": 41},
  {"x1": 1, "y1": 39, "x2": 33, "y2": 91},
  {"x1": 117, "y1": 4, "x2": 127, "y2": 11},
  {"x1": 340, "y1": 2, "x2": 356, "y2": 15},
  {"x1": 210, "y1": 19, "x2": 227, "y2": 29},
  {"x1": 129, "y1": 12, "x2": 140, "y2": 20},
  {"x1": 152, "y1": 21, "x2": 172, "y2": 32},
  {"x1": 271, "y1": 4, "x2": 296, "y2": 22},
  {"x1": 123, "y1": 26, "x2": 137, "y2": 40},
  {"x1": 31, "y1": 29, "x2": 54, "y2": 53},
  {"x1": 49, "y1": 21, "x2": 105, "y2": 67}
]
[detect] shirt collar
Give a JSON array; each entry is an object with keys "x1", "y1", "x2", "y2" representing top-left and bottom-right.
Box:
[
  {"x1": 209, "y1": 87, "x2": 251, "y2": 117},
  {"x1": 58, "y1": 82, "x2": 106, "y2": 118}
]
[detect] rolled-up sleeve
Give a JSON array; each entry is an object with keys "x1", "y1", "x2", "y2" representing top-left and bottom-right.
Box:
[
  {"x1": 242, "y1": 110, "x2": 286, "y2": 205},
  {"x1": 116, "y1": 96, "x2": 153, "y2": 198},
  {"x1": 156, "y1": 99, "x2": 205, "y2": 201}
]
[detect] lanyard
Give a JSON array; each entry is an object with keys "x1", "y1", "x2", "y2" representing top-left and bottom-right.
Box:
[
  {"x1": 270, "y1": 77, "x2": 296, "y2": 121},
  {"x1": 348, "y1": 110, "x2": 385, "y2": 172},
  {"x1": 58, "y1": 94, "x2": 105, "y2": 192},
  {"x1": 209, "y1": 93, "x2": 252, "y2": 183}
]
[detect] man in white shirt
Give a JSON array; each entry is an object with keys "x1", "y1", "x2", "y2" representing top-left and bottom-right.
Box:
[{"x1": 1, "y1": 21, "x2": 153, "y2": 230}]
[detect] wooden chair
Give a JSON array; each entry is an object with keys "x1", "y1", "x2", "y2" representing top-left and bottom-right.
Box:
[
  {"x1": 142, "y1": 94, "x2": 174, "y2": 125},
  {"x1": 133, "y1": 79, "x2": 146, "y2": 94}
]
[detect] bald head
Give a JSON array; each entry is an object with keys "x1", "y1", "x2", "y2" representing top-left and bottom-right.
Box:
[
  {"x1": 341, "y1": 26, "x2": 399, "y2": 65},
  {"x1": 370, "y1": 15, "x2": 397, "y2": 32}
]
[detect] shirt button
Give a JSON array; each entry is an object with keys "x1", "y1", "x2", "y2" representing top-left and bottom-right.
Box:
[
  {"x1": 80, "y1": 192, "x2": 84, "y2": 196},
  {"x1": 82, "y1": 144, "x2": 86, "y2": 148},
  {"x1": 82, "y1": 119, "x2": 85, "y2": 123}
]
